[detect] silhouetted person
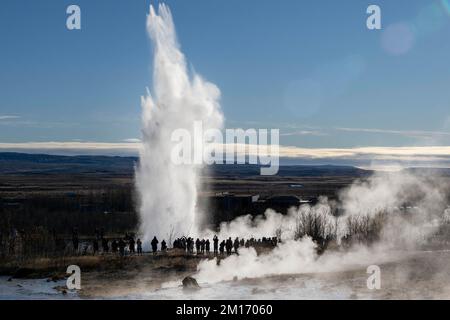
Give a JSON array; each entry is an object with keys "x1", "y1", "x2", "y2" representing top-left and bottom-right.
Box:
[
  {"x1": 102, "y1": 238, "x2": 109, "y2": 253},
  {"x1": 186, "y1": 238, "x2": 191, "y2": 253},
  {"x1": 219, "y1": 240, "x2": 225, "y2": 255},
  {"x1": 233, "y1": 237, "x2": 240, "y2": 253},
  {"x1": 118, "y1": 239, "x2": 125, "y2": 256},
  {"x1": 205, "y1": 239, "x2": 210, "y2": 254},
  {"x1": 195, "y1": 238, "x2": 201, "y2": 254},
  {"x1": 82, "y1": 243, "x2": 89, "y2": 255},
  {"x1": 151, "y1": 236, "x2": 158, "y2": 254},
  {"x1": 272, "y1": 237, "x2": 278, "y2": 247},
  {"x1": 129, "y1": 238, "x2": 135, "y2": 254},
  {"x1": 189, "y1": 237, "x2": 194, "y2": 254},
  {"x1": 201, "y1": 239, "x2": 205, "y2": 254},
  {"x1": 136, "y1": 239, "x2": 142, "y2": 255},
  {"x1": 213, "y1": 235, "x2": 219, "y2": 255},
  {"x1": 161, "y1": 240, "x2": 167, "y2": 251},
  {"x1": 181, "y1": 238, "x2": 186, "y2": 251},
  {"x1": 226, "y1": 237, "x2": 232, "y2": 255},
  {"x1": 111, "y1": 240, "x2": 118, "y2": 253},
  {"x1": 92, "y1": 239, "x2": 99, "y2": 255}
]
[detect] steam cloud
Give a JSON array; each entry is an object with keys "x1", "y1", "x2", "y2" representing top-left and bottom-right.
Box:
[
  {"x1": 136, "y1": 4, "x2": 223, "y2": 241},
  {"x1": 195, "y1": 171, "x2": 449, "y2": 284}
]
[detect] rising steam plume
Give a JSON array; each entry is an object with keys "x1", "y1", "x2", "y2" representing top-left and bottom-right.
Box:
[{"x1": 136, "y1": 4, "x2": 223, "y2": 242}]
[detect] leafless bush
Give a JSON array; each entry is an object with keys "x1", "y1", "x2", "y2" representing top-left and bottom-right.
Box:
[
  {"x1": 294, "y1": 206, "x2": 335, "y2": 244},
  {"x1": 344, "y1": 211, "x2": 387, "y2": 245}
]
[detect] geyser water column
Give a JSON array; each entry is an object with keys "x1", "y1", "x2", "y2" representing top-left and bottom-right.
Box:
[{"x1": 136, "y1": 4, "x2": 224, "y2": 242}]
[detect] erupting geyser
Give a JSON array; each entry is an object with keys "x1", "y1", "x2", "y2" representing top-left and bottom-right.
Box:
[{"x1": 136, "y1": 4, "x2": 223, "y2": 242}]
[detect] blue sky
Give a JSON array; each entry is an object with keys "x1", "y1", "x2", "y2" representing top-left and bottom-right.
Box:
[{"x1": 1, "y1": 0, "x2": 450, "y2": 152}]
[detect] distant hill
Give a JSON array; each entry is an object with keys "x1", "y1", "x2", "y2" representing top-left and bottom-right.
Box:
[
  {"x1": 0, "y1": 152, "x2": 372, "y2": 177},
  {"x1": 209, "y1": 164, "x2": 372, "y2": 177},
  {"x1": 0, "y1": 152, "x2": 137, "y2": 175}
]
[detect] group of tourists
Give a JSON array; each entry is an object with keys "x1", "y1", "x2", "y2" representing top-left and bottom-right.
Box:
[
  {"x1": 71, "y1": 228, "x2": 279, "y2": 256},
  {"x1": 72, "y1": 229, "x2": 166, "y2": 256},
  {"x1": 172, "y1": 235, "x2": 279, "y2": 255}
]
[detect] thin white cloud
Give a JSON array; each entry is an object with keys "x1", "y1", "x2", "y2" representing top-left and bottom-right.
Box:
[
  {"x1": 278, "y1": 145, "x2": 450, "y2": 158},
  {"x1": 280, "y1": 130, "x2": 327, "y2": 137},
  {"x1": 122, "y1": 138, "x2": 141, "y2": 143},
  {"x1": 336, "y1": 127, "x2": 450, "y2": 139},
  {"x1": 0, "y1": 115, "x2": 20, "y2": 120},
  {"x1": 0, "y1": 142, "x2": 141, "y2": 156}
]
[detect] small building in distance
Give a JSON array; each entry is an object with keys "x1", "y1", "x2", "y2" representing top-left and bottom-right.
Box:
[
  {"x1": 266, "y1": 195, "x2": 301, "y2": 206},
  {"x1": 203, "y1": 193, "x2": 316, "y2": 227}
]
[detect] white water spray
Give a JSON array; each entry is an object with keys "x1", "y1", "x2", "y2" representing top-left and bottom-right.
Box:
[{"x1": 136, "y1": 4, "x2": 223, "y2": 242}]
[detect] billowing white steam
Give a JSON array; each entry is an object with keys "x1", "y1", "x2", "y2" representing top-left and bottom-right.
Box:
[
  {"x1": 136, "y1": 4, "x2": 223, "y2": 241},
  {"x1": 195, "y1": 171, "x2": 449, "y2": 284},
  {"x1": 194, "y1": 238, "x2": 398, "y2": 284}
]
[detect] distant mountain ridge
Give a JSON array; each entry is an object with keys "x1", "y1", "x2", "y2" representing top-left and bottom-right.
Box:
[
  {"x1": 0, "y1": 152, "x2": 137, "y2": 175},
  {"x1": 0, "y1": 152, "x2": 388, "y2": 177},
  {"x1": 209, "y1": 163, "x2": 372, "y2": 177}
]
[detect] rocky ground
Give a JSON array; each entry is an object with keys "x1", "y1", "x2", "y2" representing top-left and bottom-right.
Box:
[{"x1": 1, "y1": 249, "x2": 450, "y2": 299}]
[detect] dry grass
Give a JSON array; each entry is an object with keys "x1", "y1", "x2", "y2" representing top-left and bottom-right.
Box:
[{"x1": 0, "y1": 251, "x2": 216, "y2": 279}]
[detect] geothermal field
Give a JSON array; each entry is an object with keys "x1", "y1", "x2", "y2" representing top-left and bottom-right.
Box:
[{"x1": 1, "y1": 2, "x2": 450, "y2": 302}]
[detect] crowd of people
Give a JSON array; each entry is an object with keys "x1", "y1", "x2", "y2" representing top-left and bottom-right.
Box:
[
  {"x1": 72, "y1": 228, "x2": 166, "y2": 256},
  {"x1": 173, "y1": 235, "x2": 278, "y2": 255},
  {"x1": 72, "y1": 228, "x2": 278, "y2": 257}
]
